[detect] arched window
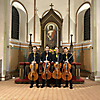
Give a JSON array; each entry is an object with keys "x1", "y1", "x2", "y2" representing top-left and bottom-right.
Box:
[
  {"x1": 11, "y1": 6, "x2": 19, "y2": 40},
  {"x1": 84, "y1": 8, "x2": 90, "y2": 41}
]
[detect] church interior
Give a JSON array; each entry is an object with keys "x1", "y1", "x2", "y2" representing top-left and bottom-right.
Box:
[{"x1": 0, "y1": 0, "x2": 100, "y2": 99}]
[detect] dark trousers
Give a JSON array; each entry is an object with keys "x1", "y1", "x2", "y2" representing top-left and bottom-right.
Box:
[
  {"x1": 65, "y1": 79, "x2": 72, "y2": 87},
  {"x1": 42, "y1": 79, "x2": 50, "y2": 86},
  {"x1": 30, "y1": 78, "x2": 39, "y2": 86},
  {"x1": 65, "y1": 67, "x2": 73, "y2": 87}
]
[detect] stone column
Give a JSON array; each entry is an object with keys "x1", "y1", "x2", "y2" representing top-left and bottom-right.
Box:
[
  {"x1": 95, "y1": 0, "x2": 100, "y2": 81},
  {"x1": 6, "y1": 0, "x2": 10, "y2": 80},
  {"x1": 69, "y1": 34, "x2": 73, "y2": 54},
  {"x1": 29, "y1": 34, "x2": 32, "y2": 53},
  {"x1": 90, "y1": 0, "x2": 100, "y2": 81},
  {"x1": 90, "y1": 0, "x2": 96, "y2": 81},
  {"x1": 0, "y1": 0, "x2": 10, "y2": 81}
]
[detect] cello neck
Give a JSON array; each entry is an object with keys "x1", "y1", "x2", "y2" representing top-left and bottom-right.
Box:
[
  {"x1": 46, "y1": 56, "x2": 47, "y2": 69},
  {"x1": 66, "y1": 62, "x2": 68, "y2": 70},
  {"x1": 33, "y1": 53, "x2": 36, "y2": 70},
  {"x1": 57, "y1": 54, "x2": 59, "y2": 69},
  {"x1": 46, "y1": 61, "x2": 47, "y2": 69},
  {"x1": 66, "y1": 58, "x2": 68, "y2": 70}
]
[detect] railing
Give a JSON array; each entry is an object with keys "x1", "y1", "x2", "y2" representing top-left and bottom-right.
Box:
[{"x1": 19, "y1": 62, "x2": 81, "y2": 80}]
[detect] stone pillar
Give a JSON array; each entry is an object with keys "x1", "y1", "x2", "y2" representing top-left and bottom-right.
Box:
[
  {"x1": 29, "y1": 34, "x2": 33, "y2": 53},
  {"x1": 90, "y1": 0, "x2": 96, "y2": 81},
  {"x1": 90, "y1": 0, "x2": 100, "y2": 81},
  {"x1": 19, "y1": 65, "x2": 25, "y2": 79},
  {"x1": 6, "y1": 0, "x2": 10, "y2": 80},
  {"x1": 95, "y1": 0, "x2": 100, "y2": 81},
  {"x1": 69, "y1": 34, "x2": 73, "y2": 54},
  {"x1": 0, "y1": 0, "x2": 10, "y2": 81}
]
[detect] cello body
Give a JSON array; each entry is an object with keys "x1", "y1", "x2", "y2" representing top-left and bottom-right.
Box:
[
  {"x1": 42, "y1": 62, "x2": 51, "y2": 80},
  {"x1": 52, "y1": 63, "x2": 62, "y2": 79},
  {"x1": 62, "y1": 63, "x2": 72, "y2": 81},
  {"x1": 28, "y1": 63, "x2": 38, "y2": 81}
]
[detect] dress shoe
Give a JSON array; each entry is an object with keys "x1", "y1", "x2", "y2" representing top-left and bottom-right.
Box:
[
  {"x1": 70, "y1": 86, "x2": 73, "y2": 89},
  {"x1": 47, "y1": 84, "x2": 51, "y2": 88},
  {"x1": 53, "y1": 84, "x2": 57, "y2": 87},
  {"x1": 58, "y1": 85, "x2": 61, "y2": 88},
  {"x1": 36, "y1": 85, "x2": 39, "y2": 88},
  {"x1": 41, "y1": 84, "x2": 45, "y2": 88},
  {"x1": 30, "y1": 85, "x2": 33, "y2": 88},
  {"x1": 63, "y1": 85, "x2": 68, "y2": 88}
]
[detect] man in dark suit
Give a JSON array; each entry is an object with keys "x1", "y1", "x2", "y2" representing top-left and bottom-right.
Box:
[
  {"x1": 28, "y1": 46, "x2": 40, "y2": 88},
  {"x1": 52, "y1": 47, "x2": 63, "y2": 88},
  {"x1": 63, "y1": 47, "x2": 73, "y2": 89},
  {"x1": 41, "y1": 45, "x2": 52, "y2": 88}
]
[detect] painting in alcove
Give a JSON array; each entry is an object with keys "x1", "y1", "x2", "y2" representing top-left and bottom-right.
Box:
[{"x1": 44, "y1": 22, "x2": 58, "y2": 49}]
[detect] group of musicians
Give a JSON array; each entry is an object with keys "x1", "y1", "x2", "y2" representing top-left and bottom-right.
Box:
[{"x1": 28, "y1": 45, "x2": 73, "y2": 89}]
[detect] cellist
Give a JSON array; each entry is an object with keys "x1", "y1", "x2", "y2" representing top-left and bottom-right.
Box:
[
  {"x1": 52, "y1": 47, "x2": 63, "y2": 88},
  {"x1": 41, "y1": 45, "x2": 52, "y2": 88},
  {"x1": 63, "y1": 47, "x2": 73, "y2": 89},
  {"x1": 28, "y1": 46, "x2": 40, "y2": 88}
]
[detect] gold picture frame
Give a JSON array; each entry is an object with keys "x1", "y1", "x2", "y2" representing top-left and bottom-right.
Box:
[{"x1": 44, "y1": 22, "x2": 59, "y2": 48}]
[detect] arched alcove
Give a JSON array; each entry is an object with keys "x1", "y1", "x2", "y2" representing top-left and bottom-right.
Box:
[
  {"x1": 75, "y1": 2, "x2": 91, "y2": 43},
  {"x1": 11, "y1": 1, "x2": 28, "y2": 42},
  {"x1": 76, "y1": 3, "x2": 91, "y2": 43}
]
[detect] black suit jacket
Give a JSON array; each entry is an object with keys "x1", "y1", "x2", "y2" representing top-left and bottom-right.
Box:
[
  {"x1": 52, "y1": 53, "x2": 63, "y2": 63},
  {"x1": 63, "y1": 53, "x2": 73, "y2": 64},
  {"x1": 28, "y1": 52, "x2": 40, "y2": 64},
  {"x1": 41, "y1": 51, "x2": 52, "y2": 63}
]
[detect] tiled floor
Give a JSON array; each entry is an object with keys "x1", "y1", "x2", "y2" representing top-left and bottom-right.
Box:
[{"x1": 0, "y1": 77, "x2": 100, "y2": 100}]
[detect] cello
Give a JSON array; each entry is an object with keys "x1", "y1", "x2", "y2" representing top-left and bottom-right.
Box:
[
  {"x1": 52, "y1": 54, "x2": 62, "y2": 79},
  {"x1": 62, "y1": 53, "x2": 74, "y2": 81},
  {"x1": 28, "y1": 53, "x2": 38, "y2": 81},
  {"x1": 42, "y1": 55, "x2": 51, "y2": 80}
]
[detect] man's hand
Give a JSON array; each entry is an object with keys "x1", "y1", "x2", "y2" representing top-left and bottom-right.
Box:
[
  {"x1": 32, "y1": 61, "x2": 36, "y2": 64},
  {"x1": 44, "y1": 60, "x2": 49, "y2": 63},
  {"x1": 65, "y1": 61, "x2": 69, "y2": 63},
  {"x1": 56, "y1": 62, "x2": 58, "y2": 65}
]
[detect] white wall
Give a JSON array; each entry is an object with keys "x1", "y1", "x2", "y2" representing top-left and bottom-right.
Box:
[
  {"x1": 28, "y1": 17, "x2": 34, "y2": 42},
  {"x1": 28, "y1": 11, "x2": 41, "y2": 43},
  {"x1": 37, "y1": 0, "x2": 67, "y2": 19},
  {"x1": 70, "y1": 0, "x2": 75, "y2": 42},
  {"x1": 11, "y1": 0, "x2": 34, "y2": 22},
  {"x1": 35, "y1": 12, "x2": 41, "y2": 42},
  {"x1": 17, "y1": 8, "x2": 26, "y2": 42},
  {"x1": 77, "y1": 10, "x2": 86, "y2": 43},
  {"x1": 62, "y1": 14, "x2": 68, "y2": 43}
]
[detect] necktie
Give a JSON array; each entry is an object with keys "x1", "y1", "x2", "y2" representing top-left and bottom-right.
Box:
[
  {"x1": 46, "y1": 52, "x2": 48, "y2": 57},
  {"x1": 56, "y1": 53, "x2": 58, "y2": 58},
  {"x1": 34, "y1": 52, "x2": 36, "y2": 58},
  {"x1": 66, "y1": 53, "x2": 68, "y2": 59}
]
